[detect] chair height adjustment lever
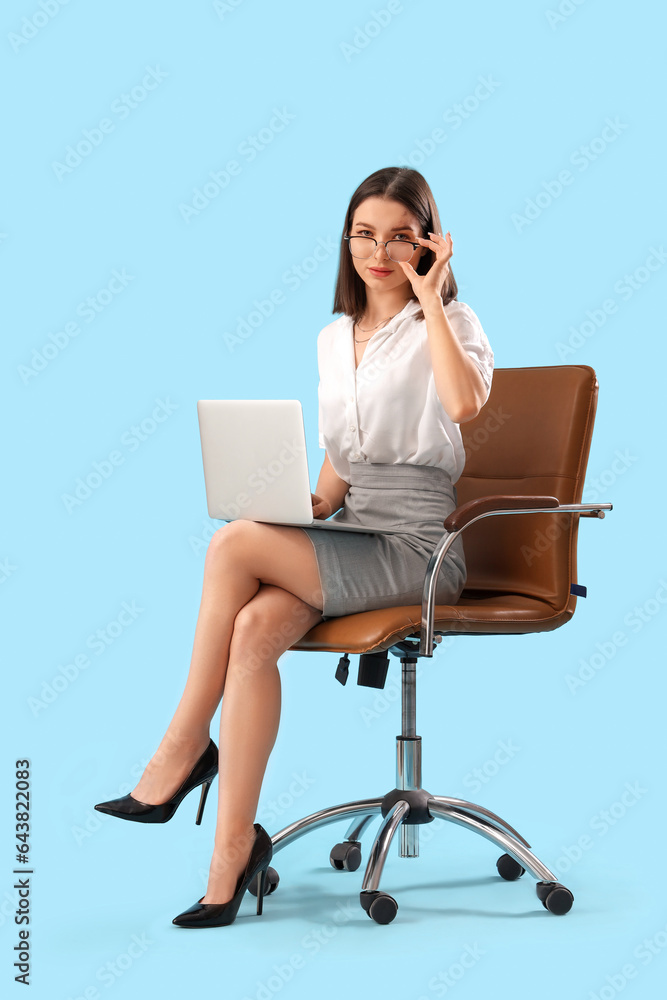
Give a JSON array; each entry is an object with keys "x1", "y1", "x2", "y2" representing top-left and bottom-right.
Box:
[{"x1": 335, "y1": 654, "x2": 350, "y2": 686}]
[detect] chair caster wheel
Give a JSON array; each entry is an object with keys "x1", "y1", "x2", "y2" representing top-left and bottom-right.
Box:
[
  {"x1": 496, "y1": 853, "x2": 525, "y2": 880},
  {"x1": 536, "y1": 881, "x2": 574, "y2": 915},
  {"x1": 360, "y1": 890, "x2": 398, "y2": 924},
  {"x1": 247, "y1": 866, "x2": 280, "y2": 896},
  {"x1": 329, "y1": 841, "x2": 362, "y2": 872}
]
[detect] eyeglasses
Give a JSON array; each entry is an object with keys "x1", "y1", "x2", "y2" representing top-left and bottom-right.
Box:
[{"x1": 343, "y1": 235, "x2": 420, "y2": 263}]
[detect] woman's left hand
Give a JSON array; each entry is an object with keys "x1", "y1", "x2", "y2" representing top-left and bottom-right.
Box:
[{"x1": 397, "y1": 230, "x2": 453, "y2": 304}]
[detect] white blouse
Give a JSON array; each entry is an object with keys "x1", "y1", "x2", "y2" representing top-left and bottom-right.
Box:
[{"x1": 317, "y1": 297, "x2": 494, "y2": 484}]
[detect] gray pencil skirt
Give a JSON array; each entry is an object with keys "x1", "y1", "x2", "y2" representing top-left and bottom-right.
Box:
[{"x1": 298, "y1": 462, "x2": 466, "y2": 620}]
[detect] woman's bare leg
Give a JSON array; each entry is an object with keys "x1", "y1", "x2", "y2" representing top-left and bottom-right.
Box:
[
  {"x1": 201, "y1": 583, "x2": 324, "y2": 904},
  {"x1": 131, "y1": 521, "x2": 325, "y2": 804}
]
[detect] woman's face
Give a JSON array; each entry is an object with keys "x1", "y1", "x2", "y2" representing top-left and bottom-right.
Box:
[{"x1": 348, "y1": 196, "x2": 426, "y2": 295}]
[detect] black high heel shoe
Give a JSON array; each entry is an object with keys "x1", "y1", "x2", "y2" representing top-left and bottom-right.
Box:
[
  {"x1": 172, "y1": 823, "x2": 273, "y2": 928},
  {"x1": 94, "y1": 738, "x2": 218, "y2": 824}
]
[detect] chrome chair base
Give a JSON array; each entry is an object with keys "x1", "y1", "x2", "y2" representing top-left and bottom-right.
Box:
[
  {"x1": 267, "y1": 788, "x2": 572, "y2": 923},
  {"x1": 262, "y1": 649, "x2": 574, "y2": 924}
]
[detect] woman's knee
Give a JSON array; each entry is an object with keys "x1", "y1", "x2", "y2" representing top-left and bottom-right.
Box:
[
  {"x1": 230, "y1": 587, "x2": 321, "y2": 662},
  {"x1": 204, "y1": 522, "x2": 258, "y2": 574},
  {"x1": 207, "y1": 523, "x2": 323, "y2": 608},
  {"x1": 208, "y1": 519, "x2": 254, "y2": 552}
]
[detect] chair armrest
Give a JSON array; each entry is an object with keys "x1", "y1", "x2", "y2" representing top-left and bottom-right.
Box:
[
  {"x1": 416, "y1": 496, "x2": 613, "y2": 656},
  {"x1": 444, "y1": 495, "x2": 559, "y2": 532}
]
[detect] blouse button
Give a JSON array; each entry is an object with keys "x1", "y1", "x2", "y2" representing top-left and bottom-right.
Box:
[{"x1": 349, "y1": 423, "x2": 356, "y2": 431}]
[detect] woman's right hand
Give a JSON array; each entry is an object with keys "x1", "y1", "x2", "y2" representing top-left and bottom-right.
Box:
[{"x1": 311, "y1": 493, "x2": 333, "y2": 520}]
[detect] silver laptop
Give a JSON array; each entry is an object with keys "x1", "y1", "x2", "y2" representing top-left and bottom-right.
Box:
[{"x1": 197, "y1": 399, "x2": 404, "y2": 534}]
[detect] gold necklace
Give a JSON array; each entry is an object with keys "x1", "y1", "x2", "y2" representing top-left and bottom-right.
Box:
[{"x1": 353, "y1": 303, "x2": 409, "y2": 343}]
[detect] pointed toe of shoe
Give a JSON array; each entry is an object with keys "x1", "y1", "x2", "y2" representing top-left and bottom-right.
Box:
[
  {"x1": 94, "y1": 799, "x2": 123, "y2": 815},
  {"x1": 94, "y1": 798, "x2": 122, "y2": 815},
  {"x1": 172, "y1": 895, "x2": 246, "y2": 928},
  {"x1": 93, "y1": 794, "x2": 168, "y2": 822},
  {"x1": 94, "y1": 739, "x2": 218, "y2": 826},
  {"x1": 172, "y1": 825, "x2": 273, "y2": 928},
  {"x1": 172, "y1": 898, "x2": 217, "y2": 927}
]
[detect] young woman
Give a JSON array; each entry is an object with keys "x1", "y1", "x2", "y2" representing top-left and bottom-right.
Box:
[{"x1": 95, "y1": 166, "x2": 494, "y2": 928}]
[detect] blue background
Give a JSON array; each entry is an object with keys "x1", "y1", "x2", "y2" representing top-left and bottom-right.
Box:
[{"x1": 2, "y1": 0, "x2": 666, "y2": 997}]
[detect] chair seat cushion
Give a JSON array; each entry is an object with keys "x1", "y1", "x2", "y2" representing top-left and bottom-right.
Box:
[{"x1": 292, "y1": 591, "x2": 575, "y2": 654}]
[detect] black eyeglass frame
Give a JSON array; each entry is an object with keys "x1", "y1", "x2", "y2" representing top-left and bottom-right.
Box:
[{"x1": 343, "y1": 234, "x2": 422, "y2": 261}]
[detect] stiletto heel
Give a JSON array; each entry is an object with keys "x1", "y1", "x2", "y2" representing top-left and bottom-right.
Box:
[
  {"x1": 195, "y1": 780, "x2": 212, "y2": 826},
  {"x1": 256, "y1": 866, "x2": 267, "y2": 916},
  {"x1": 94, "y1": 739, "x2": 218, "y2": 824},
  {"x1": 173, "y1": 824, "x2": 274, "y2": 928}
]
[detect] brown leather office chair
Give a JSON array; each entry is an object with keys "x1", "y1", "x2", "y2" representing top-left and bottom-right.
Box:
[{"x1": 251, "y1": 365, "x2": 612, "y2": 924}]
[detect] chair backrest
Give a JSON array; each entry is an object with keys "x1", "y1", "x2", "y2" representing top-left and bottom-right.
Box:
[{"x1": 456, "y1": 365, "x2": 598, "y2": 612}]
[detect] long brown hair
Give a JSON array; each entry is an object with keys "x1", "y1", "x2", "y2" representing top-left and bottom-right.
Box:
[{"x1": 332, "y1": 167, "x2": 458, "y2": 323}]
